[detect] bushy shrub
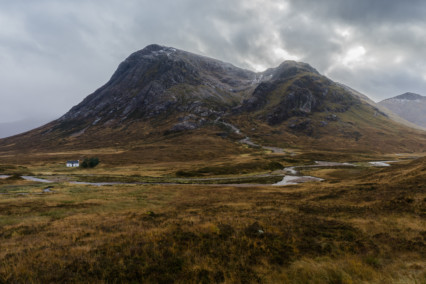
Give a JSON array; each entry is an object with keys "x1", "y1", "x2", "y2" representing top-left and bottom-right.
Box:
[
  {"x1": 80, "y1": 157, "x2": 100, "y2": 168},
  {"x1": 6, "y1": 174, "x2": 23, "y2": 180}
]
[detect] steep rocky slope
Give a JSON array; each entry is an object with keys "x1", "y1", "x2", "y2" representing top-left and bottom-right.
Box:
[
  {"x1": 1, "y1": 44, "x2": 425, "y2": 158},
  {"x1": 53, "y1": 44, "x2": 259, "y2": 135},
  {"x1": 378, "y1": 92, "x2": 426, "y2": 128}
]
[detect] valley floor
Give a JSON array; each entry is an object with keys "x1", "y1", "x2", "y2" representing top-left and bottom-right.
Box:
[{"x1": 0, "y1": 149, "x2": 425, "y2": 283}]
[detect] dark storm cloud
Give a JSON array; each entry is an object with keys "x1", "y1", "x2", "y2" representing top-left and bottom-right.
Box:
[{"x1": 1, "y1": 0, "x2": 426, "y2": 137}]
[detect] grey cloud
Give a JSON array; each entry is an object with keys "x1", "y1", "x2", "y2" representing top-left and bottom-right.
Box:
[
  {"x1": 278, "y1": 0, "x2": 426, "y2": 100},
  {"x1": 1, "y1": 0, "x2": 426, "y2": 137},
  {"x1": 288, "y1": 0, "x2": 426, "y2": 25}
]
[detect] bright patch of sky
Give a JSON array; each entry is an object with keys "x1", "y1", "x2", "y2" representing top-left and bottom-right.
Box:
[
  {"x1": 342, "y1": 46, "x2": 366, "y2": 66},
  {"x1": 273, "y1": 47, "x2": 299, "y2": 61}
]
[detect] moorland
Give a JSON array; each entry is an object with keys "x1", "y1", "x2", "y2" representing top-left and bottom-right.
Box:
[{"x1": 0, "y1": 142, "x2": 425, "y2": 283}]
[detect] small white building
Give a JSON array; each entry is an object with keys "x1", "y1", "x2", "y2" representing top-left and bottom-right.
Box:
[{"x1": 66, "y1": 160, "x2": 80, "y2": 167}]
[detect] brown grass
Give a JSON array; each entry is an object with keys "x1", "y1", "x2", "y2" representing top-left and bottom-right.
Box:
[{"x1": 0, "y1": 154, "x2": 425, "y2": 283}]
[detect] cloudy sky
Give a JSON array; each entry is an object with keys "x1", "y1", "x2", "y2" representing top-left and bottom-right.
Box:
[{"x1": 1, "y1": 0, "x2": 426, "y2": 137}]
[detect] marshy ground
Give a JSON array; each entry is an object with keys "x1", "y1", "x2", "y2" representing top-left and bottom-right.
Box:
[{"x1": 0, "y1": 149, "x2": 425, "y2": 283}]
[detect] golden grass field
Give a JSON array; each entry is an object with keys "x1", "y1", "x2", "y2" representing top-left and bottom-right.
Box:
[
  {"x1": 0, "y1": 138, "x2": 426, "y2": 283},
  {"x1": 0, "y1": 144, "x2": 425, "y2": 283}
]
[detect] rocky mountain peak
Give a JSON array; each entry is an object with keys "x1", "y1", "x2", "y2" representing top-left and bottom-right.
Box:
[
  {"x1": 40, "y1": 44, "x2": 378, "y2": 137},
  {"x1": 58, "y1": 45, "x2": 258, "y2": 130},
  {"x1": 270, "y1": 60, "x2": 320, "y2": 80},
  {"x1": 378, "y1": 92, "x2": 426, "y2": 128},
  {"x1": 391, "y1": 92, "x2": 425, "y2": 101}
]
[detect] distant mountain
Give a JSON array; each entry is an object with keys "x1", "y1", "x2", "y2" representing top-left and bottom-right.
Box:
[
  {"x1": 378, "y1": 92, "x2": 426, "y2": 128},
  {"x1": 1, "y1": 44, "x2": 425, "y2": 159}
]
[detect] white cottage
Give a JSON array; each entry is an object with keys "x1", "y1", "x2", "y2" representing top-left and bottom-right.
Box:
[{"x1": 66, "y1": 160, "x2": 80, "y2": 167}]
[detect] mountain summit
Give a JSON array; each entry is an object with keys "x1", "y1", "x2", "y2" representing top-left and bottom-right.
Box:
[
  {"x1": 60, "y1": 44, "x2": 256, "y2": 125},
  {"x1": 1, "y1": 44, "x2": 425, "y2": 157},
  {"x1": 391, "y1": 92, "x2": 425, "y2": 100},
  {"x1": 379, "y1": 92, "x2": 426, "y2": 128}
]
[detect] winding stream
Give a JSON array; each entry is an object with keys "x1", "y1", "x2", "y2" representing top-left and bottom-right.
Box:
[
  {"x1": 22, "y1": 176, "x2": 54, "y2": 183},
  {"x1": 273, "y1": 175, "x2": 324, "y2": 186},
  {"x1": 0, "y1": 159, "x2": 399, "y2": 188}
]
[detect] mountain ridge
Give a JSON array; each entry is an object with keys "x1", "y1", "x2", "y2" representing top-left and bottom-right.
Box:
[
  {"x1": 384, "y1": 92, "x2": 426, "y2": 101},
  {"x1": 378, "y1": 92, "x2": 426, "y2": 129},
  {"x1": 1, "y1": 44, "x2": 426, "y2": 160}
]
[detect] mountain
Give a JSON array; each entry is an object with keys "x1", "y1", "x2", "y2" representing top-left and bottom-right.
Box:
[
  {"x1": 59, "y1": 44, "x2": 256, "y2": 127},
  {"x1": 378, "y1": 92, "x2": 426, "y2": 129},
  {"x1": 0, "y1": 44, "x2": 425, "y2": 163}
]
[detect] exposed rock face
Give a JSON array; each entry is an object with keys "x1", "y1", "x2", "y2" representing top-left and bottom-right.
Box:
[
  {"x1": 239, "y1": 61, "x2": 359, "y2": 125},
  {"x1": 59, "y1": 44, "x2": 256, "y2": 128},
  {"x1": 1, "y1": 44, "x2": 405, "y2": 152},
  {"x1": 58, "y1": 45, "x2": 364, "y2": 132},
  {"x1": 378, "y1": 92, "x2": 426, "y2": 128}
]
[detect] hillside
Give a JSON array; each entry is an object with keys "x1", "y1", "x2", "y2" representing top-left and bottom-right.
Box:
[
  {"x1": 1, "y1": 45, "x2": 426, "y2": 164},
  {"x1": 1, "y1": 45, "x2": 426, "y2": 283},
  {"x1": 378, "y1": 92, "x2": 426, "y2": 129}
]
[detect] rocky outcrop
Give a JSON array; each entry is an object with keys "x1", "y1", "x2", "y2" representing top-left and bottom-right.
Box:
[
  {"x1": 58, "y1": 44, "x2": 256, "y2": 130},
  {"x1": 239, "y1": 61, "x2": 359, "y2": 125}
]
